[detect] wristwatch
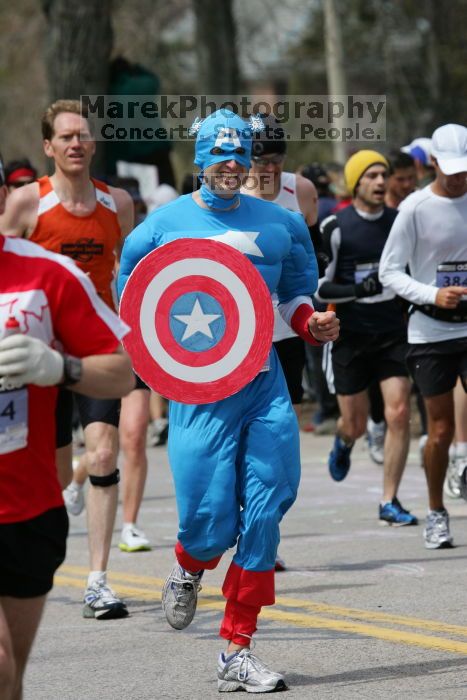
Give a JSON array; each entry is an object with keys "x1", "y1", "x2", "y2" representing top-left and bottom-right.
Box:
[{"x1": 61, "y1": 354, "x2": 83, "y2": 386}]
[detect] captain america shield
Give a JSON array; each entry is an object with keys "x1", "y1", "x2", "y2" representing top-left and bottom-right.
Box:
[{"x1": 119, "y1": 238, "x2": 274, "y2": 403}]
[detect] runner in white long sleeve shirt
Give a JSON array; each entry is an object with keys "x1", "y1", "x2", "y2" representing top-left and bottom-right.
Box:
[{"x1": 379, "y1": 123, "x2": 467, "y2": 549}]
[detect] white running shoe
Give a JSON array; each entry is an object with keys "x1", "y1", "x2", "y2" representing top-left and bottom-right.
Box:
[
  {"x1": 118, "y1": 524, "x2": 151, "y2": 552},
  {"x1": 367, "y1": 418, "x2": 385, "y2": 465},
  {"x1": 150, "y1": 417, "x2": 168, "y2": 447},
  {"x1": 217, "y1": 647, "x2": 287, "y2": 693},
  {"x1": 423, "y1": 509, "x2": 453, "y2": 549},
  {"x1": 443, "y1": 456, "x2": 463, "y2": 499},
  {"x1": 83, "y1": 580, "x2": 128, "y2": 620},
  {"x1": 458, "y1": 458, "x2": 467, "y2": 501},
  {"x1": 162, "y1": 562, "x2": 203, "y2": 630},
  {"x1": 63, "y1": 482, "x2": 85, "y2": 516}
]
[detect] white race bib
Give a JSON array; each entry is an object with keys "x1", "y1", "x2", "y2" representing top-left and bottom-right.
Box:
[
  {"x1": 436, "y1": 261, "x2": 467, "y2": 289},
  {"x1": 354, "y1": 261, "x2": 379, "y2": 284},
  {"x1": 0, "y1": 388, "x2": 28, "y2": 455}
]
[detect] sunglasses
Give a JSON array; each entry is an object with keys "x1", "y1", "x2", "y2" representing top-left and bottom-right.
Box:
[{"x1": 251, "y1": 154, "x2": 285, "y2": 166}]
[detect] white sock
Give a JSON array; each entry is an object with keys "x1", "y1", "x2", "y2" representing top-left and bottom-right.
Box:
[{"x1": 88, "y1": 570, "x2": 106, "y2": 587}]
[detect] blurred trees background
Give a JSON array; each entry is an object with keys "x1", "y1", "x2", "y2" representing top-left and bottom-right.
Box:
[
  {"x1": 41, "y1": 0, "x2": 113, "y2": 101},
  {"x1": 193, "y1": 0, "x2": 239, "y2": 95},
  {"x1": 292, "y1": 0, "x2": 467, "y2": 150},
  {"x1": 0, "y1": 0, "x2": 466, "y2": 181}
]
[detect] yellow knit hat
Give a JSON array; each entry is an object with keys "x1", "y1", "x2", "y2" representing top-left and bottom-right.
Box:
[{"x1": 344, "y1": 150, "x2": 389, "y2": 195}]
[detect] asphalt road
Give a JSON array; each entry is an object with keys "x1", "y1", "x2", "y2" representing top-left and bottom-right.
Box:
[{"x1": 24, "y1": 426, "x2": 467, "y2": 699}]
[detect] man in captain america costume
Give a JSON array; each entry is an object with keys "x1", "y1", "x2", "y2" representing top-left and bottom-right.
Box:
[{"x1": 118, "y1": 109, "x2": 339, "y2": 693}]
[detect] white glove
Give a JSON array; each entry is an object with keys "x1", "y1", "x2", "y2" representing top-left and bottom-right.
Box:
[{"x1": 0, "y1": 335, "x2": 64, "y2": 390}]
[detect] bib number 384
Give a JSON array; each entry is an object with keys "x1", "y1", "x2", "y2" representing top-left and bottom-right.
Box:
[
  {"x1": 436, "y1": 261, "x2": 467, "y2": 288},
  {"x1": 0, "y1": 388, "x2": 28, "y2": 455}
]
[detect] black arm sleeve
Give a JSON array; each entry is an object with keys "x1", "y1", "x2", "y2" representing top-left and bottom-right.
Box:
[
  {"x1": 308, "y1": 223, "x2": 322, "y2": 252},
  {"x1": 320, "y1": 270, "x2": 382, "y2": 301},
  {"x1": 318, "y1": 215, "x2": 357, "y2": 301},
  {"x1": 308, "y1": 223, "x2": 329, "y2": 276},
  {"x1": 319, "y1": 280, "x2": 357, "y2": 300}
]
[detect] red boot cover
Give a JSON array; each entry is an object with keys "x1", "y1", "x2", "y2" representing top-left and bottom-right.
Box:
[{"x1": 175, "y1": 540, "x2": 222, "y2": 571}]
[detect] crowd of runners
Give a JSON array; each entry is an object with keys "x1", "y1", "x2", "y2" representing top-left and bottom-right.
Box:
[{"x1": 0, "y1": 98, "x2": 466, "y2": 696}]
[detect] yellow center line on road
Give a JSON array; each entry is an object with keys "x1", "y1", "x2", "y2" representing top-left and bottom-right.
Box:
[
  {"x1": 59, "y1": 564, "x2": 467, "y2": 638},
  {"x1": 55, "y1": 573, "x2": 467, "y2": 656},
  {"x1": 55, "y1": 575, "x2": 160, "y2": 602}
]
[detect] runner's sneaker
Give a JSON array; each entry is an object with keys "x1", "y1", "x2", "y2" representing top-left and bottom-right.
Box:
[
  {"x1": 443, "y1": 456, "x2": 463, "y2": 499},
  {"x1": 274, "y1": 555, "x2": 287, "y2": 572},
  {"x1": 118, "y1": 524, "x2": 151, "y2": 552},
  {"x1": 63, "y1": 482, "x2": 85, "y2": 516},
  {"x1": 423, "y1": 509, "x2": 454, "y2": 549},
  {"x1": 162, "y1": 562, "x2": 203, "y2": 630},
  {"x1": 366, "y1": 418, "x2": 385, "y2": 465},
  {"x1": 328, "y1": 435, "x2": 354, "y2": 481},
  {"x1": 150, "y1": 417, "x2": 169, "y2": 447},
  {"x1": 313, "y1": 416, "x2": 337, "y2": 436},
  {"x1": 457, "y1": 458, "x2": 467, "y2": 501},
  {"x1": 83, "y1": 580, "x2": 128, "y2": 620},
  {"x1": 217, "y1": 647, "x2": 287, "y2": 693},
  {"x1": 379, "y1": 497, "x2": 418, "y2": 526}
]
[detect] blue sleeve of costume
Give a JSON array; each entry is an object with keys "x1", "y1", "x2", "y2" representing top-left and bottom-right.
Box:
[
  {"x1": 276, "y1": 211, "x2": 318, "y2": 303},
  {"x1": 117, "y1": 216, "x2": 159, "y2": 299}
]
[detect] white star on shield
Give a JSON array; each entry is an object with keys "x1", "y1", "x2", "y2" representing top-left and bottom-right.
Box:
[{"x1": 173, "y1": 297, "x2": 221, "y2": 342}]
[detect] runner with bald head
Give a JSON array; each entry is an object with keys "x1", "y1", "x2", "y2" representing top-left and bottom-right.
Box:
[{"x1": 242, "y1": 113, "x2": 319, "y2": 571}]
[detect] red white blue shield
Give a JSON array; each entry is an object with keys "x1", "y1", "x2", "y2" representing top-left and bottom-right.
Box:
[{"x1": 120, "y1": 238, "x2": 274, "y2": 403}]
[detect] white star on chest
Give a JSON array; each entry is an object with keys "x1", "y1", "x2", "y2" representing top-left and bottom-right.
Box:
[
  {"x1": 173, "y1": 298, "x2": 221, "y2": 341},
  {"x1": 208, "y1": 231, "x2": 264, "y2": 257}
]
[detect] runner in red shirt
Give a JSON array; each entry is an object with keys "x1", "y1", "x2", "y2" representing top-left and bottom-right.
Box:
[
  {"x1": 0, "y1": 155, "x2": 134, "y2": 699},
  {"x1": 0, "y1": 100, "x2": 145, "y2": 618}
]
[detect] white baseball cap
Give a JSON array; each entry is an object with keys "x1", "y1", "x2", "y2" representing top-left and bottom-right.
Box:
[
  {"x1": 401, "y1": 137, "x2": 432, "y2": 166},
  {"x1": 431, "y1": 124, "x2": 467, "y2": 175}
]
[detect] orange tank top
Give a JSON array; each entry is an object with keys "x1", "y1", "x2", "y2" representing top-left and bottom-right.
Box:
[{"x1": 30, "y1": 176, "x2": 122, "y2": 310}]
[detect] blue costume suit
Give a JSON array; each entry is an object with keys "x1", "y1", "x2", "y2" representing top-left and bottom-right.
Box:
[{"x1": 118, "y1": 110, "x2": 318, "y2": 644}]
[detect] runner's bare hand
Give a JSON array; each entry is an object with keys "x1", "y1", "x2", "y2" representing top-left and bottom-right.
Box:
[
  {"x1": 308, "y1": 311, "x2": 340, "y2": 343},
  {"x1": 435, "y1": 286, "x2": 467, "y2": 309}
]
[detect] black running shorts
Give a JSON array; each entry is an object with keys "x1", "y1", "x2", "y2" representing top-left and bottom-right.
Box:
[
  {"x1": 0, "y1": 507, "x2": 68, "y2": 598},
  {"x1": 332, "y1": 331, "x2": 409, "y2": 396},
  {"x1": 134, "y1": 372, "x2": 150, "y2": 391},
  {"x1": 273, "y1": 336, "x2": 306, "y2": 405},
  {"x1": 56, "y1": 389, "x2": 121, "y2": 448},
  {"x1": 406, "y1": 337, "x2": 467, "y2": 398}
]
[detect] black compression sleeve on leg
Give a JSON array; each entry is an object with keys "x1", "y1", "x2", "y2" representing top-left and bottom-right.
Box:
[{"x1": 89, "y1": 469, "x2": 120, "y2": 487}]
